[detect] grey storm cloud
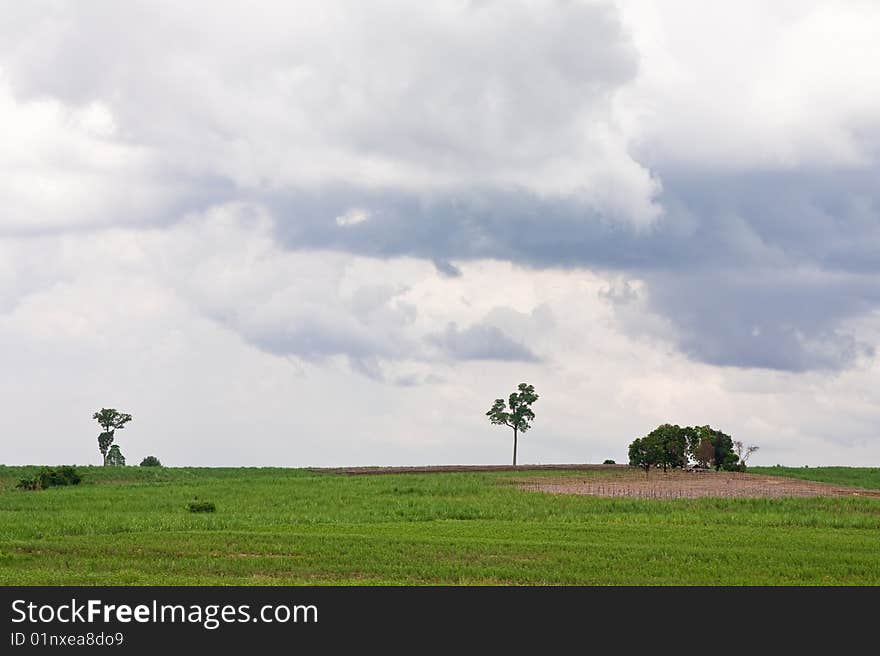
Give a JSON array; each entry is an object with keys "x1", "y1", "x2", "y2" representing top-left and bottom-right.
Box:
[
  {"x1": 0, "y1": 0, "x2": 648, "y2": 231},
  {"x1": 262, "y1": 166, "x2": 880, "y2": 372},
  {"x1": 428, "y1": 322, "x2": 539, "y2": 363}
]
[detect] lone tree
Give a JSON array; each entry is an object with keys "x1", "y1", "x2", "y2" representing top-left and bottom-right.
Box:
[
  {"x1": 486, "y1": 383, "x2": 538, "y2": 466},
  {"x1": 93, "y1": 408, "x2": 132, "y2": 466}
]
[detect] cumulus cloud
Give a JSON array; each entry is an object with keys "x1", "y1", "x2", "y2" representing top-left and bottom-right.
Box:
[
  {"x1": 0, "y1": 204, "x2": 546, "y2": 373},
  {"x1": 6, "y1": 1, "x2": 877, "y2": 373},
  {"x1": 616, "y1": 0, "x2": 880, "y2": 170},
  {"x1": 634, "y1": 268, "x2": 878, "y2": 372},
  {"x1": 255, "y1": 169, "x2": 879, "y2": 372},
  {"x1": 0, "y1": 0, "x2": 661, "y2": 229},
  {"x1": 0, "y1": 75, "x2": 172, "y2": 233}
]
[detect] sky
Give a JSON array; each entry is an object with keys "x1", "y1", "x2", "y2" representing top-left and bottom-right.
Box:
[{"x1": 2, "y1": 0, "x2": 879, "y2": 467}]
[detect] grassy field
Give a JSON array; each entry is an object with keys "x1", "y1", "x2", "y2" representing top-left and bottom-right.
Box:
[
  {"x1": 749, "y1": 466, "x2": 880, "y2": 490},
  {"x1": 1, "y1": 465, "x2": 879, "y2": 585}
]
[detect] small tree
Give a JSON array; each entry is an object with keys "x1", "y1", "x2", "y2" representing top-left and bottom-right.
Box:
[
  {"x1": 140, "y1": 455, "x2": 162, "y2": 467},
  {"x1": 486, "y1": 383, "x2": 539, "y2": 466},
  {"x1": 696, "y1": 438, "x2": 715, "y2": 468},
  {"x1": 733, "y1": 441, "x2": 759, "y2": 469},
  {"x1": 93, "y1": 408, "x2": 132, "y2": 466},
  {"x1": 106, "y1": 444, "x2": 126, "y2": 466},
  {"x1": 634, "y1": 424, "x2": 687, "y2": 473},
  {"x1": 687, "y1": 425, "x2": 738, "y2": 471},
  {"x1": 628, "y1": 436, "x2": 662, "y2": 476},
  {"x1": 709, "y1": 428, "x2": 738, "y2": 471}
]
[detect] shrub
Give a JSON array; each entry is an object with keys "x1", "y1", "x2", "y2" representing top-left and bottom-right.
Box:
[
  {"x1": 140, "y1": 456, "x2": 162, "y2": 467},
  {"x1": 188, "y1": 500, "x2": 216, "y2": 513},
  {"x1": 603, "y1": 459, "x2": 616, "y2": 465},
  {"x1": 39, "y1": 465, "x2": 81, "y2": 487},
  {"x1": 16, "y1": 466, "x2": 81, "y2": 491}
]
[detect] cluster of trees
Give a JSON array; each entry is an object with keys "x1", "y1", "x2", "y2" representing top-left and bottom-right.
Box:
[
  {"x1": 628, "y1": 424, "x2": 758, "y2": 474},
  {"x1": 93, "y1": 408, "x2": 162, "y2": 467},
  {"x1": 94, "y1": 408, "x2": 132, "y2": 466}
]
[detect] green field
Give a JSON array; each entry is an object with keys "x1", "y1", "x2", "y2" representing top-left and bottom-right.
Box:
[
  {"x1": 1, "y1": 465, "x2": 879, "y2": 585},
  {"x1": 749, "y1": 466, "x2": 880, "y2": 490}
]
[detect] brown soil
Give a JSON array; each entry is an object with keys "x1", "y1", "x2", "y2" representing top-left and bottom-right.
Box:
[
  {"x1": 311, "y1": 464, "x2": 880, "y2": 499},
  {"x1": 517, "y1": 469, "x2": 880, "y2": 499}
]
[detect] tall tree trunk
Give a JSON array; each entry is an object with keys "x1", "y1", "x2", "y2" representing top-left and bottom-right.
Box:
[{"x1": 512, "y1": 427, "x2": 518, "y2": 466}]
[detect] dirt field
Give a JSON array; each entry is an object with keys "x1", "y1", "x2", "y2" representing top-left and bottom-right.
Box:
[
  {"x1": 518, "y1": 469, "x2": 880, "y2": 499},
  {"x1": 312, "y1": 464, "x2": 880, "y2": 498}
]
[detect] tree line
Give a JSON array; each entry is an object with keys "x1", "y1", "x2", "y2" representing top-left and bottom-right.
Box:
[{"x1": 95, "y1": 393, "x2": 757, "y2": 473}]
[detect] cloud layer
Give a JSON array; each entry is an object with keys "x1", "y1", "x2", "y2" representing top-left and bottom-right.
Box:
[{"x1": 2, "y1": 1, "x2": 880, "y2": 465}]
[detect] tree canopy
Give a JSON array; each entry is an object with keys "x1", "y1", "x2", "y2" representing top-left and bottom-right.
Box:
[{"x1": 93, "y1": 408, "x2": 132, "y2": 433}]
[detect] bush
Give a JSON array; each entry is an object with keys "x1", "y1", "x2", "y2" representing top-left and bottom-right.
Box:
[
  {"x1": 40, "y1": 465, "x2": 81, "y2": 487},
  {"x1": 603, "y1": 459, "x2": 616, "y2": 465},
  {"x1": 140, "y1": 456, "x2": 162, "y2": 467},
  {"x1": 188, "y1": 500, "x2": 216, "y2": 513},
  {"x1": 16, "y1": 466, "x2": 81, "y2": 491}
]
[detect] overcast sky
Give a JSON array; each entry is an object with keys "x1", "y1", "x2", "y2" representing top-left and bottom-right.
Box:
[{"x1": 3, "y1": 0, "x2": 879, "y2": 467}]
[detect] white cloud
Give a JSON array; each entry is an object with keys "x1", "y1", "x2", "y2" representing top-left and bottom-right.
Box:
[
  {"x1": 335, "y1": 208, "x2": 371, "y2": 227},
  {"x1": 616, "y1": 0, "x2": 880, "y2": 170},
  {"x1": 0, "y1": 73, "x2": 171, "y2": 232}
]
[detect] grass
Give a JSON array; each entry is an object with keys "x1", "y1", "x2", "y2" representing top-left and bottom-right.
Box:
[
  {"x1": 1, "y1": 465, "x2": 879, "y2": 585},
  {"x1": 750, "y1": 466, "x2": 880, "y2": 490}
]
